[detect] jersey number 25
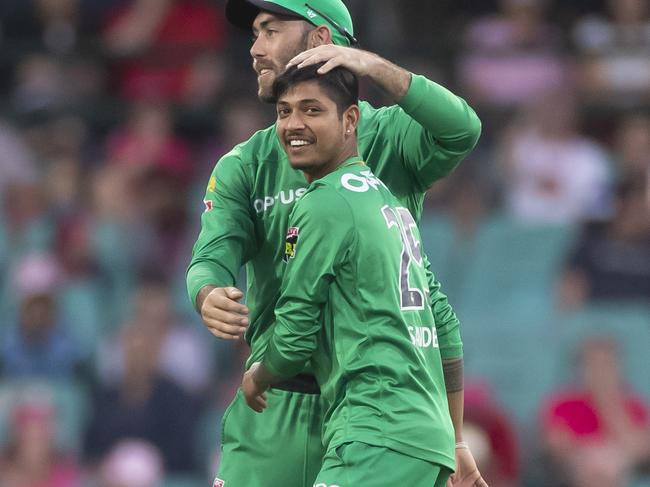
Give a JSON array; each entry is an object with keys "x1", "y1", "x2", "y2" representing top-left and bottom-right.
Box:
[{"x1": 381, "y1": 206, "x2": 425, "y2": 311}]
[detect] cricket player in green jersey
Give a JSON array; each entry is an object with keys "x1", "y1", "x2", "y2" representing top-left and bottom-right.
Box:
[
  {"x1": 187, "y1": 0, "x2": 483, "y2": 485},
  {"x1": 242, "y1": 63, "x2": 487, "y2": 487}
]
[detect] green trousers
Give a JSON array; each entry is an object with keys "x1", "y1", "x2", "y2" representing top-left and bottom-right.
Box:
[
  {"x1": 215, "y1": 388, "x2": 326, "y2": 487},
  {"x1": 215, "y1": 390, "x2": 451, "y2": 487},
  {"x1": 314, "y1": 441, "x2": 451, "y2": 487}
]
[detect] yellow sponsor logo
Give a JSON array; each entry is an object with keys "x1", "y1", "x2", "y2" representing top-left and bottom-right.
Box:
[
  {"x1": 285, "y1": 242, "x2": 296, "y2": 259},
  {"x1": 207, "y1": 176, "x2": 216, "y2": 193},
  {"x1": 283, "y1": 226, "x2": 300, "y2": 263}
]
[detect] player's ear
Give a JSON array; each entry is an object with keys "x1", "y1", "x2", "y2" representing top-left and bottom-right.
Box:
[
  {"x1": 308, "y1": 25, "x2": 333, "y2": 48},
  {"x1": 343, "y1": 104, "x2": 360, "y2": 135}
]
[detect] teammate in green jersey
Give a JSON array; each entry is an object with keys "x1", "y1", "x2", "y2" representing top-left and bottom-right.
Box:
[
  {"x1": 187, "y1": 0, "x2": 484, "y2": 485},
  {"x1": 242, "y1": 63, "x2": 484, "y2": 487}
]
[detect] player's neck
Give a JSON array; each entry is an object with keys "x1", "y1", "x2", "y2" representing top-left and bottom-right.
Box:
[{"x1": 305, "y1": 143, "x2": 358, "y2": 183}]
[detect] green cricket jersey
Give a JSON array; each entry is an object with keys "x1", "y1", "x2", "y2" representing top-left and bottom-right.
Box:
[
  {"x1": 187, "y1": 74, "x2": 481, "y2": 367},
  {"x1": 264, "y1": 158, "x2": 456, "y2": 469}
]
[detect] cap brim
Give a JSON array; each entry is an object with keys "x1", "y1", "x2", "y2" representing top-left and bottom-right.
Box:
[{"x1": 226, "y1": 0, "x2": 303, "y2": 30}]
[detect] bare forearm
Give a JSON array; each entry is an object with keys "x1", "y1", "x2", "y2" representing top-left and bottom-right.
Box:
[
  {"x1": 365, "y1": 52, "x2": 411, "y2": 101},
  {"x1": 253, "y1": 361, "x2": 277, "y2": 389},
  {"x1": 447, "y1": 390, "x2": 465, "y2": 443},
  {"x1": 444, "y1": 358, "x2": 465, "y2": 442},
  {"x1": 288, "y1": 46, "x2": 411, "y2": 101},
  {"x1": 446, "y1": 358, "x2": 489, "y2": 487}
]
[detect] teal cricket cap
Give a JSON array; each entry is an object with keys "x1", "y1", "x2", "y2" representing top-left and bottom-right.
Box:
[{"x1": 226, "y1": 0, "x2": 356, "y2": 46}]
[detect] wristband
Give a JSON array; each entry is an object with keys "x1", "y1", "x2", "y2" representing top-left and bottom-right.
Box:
[{"x1": 455, "y1": 441, "x2": 469, "y2": 450}]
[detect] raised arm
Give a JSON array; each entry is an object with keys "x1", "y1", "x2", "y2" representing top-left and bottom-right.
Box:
[
  {"x1": 186, "y1": 150, "x2": 256, "y2": 340},
  {"x1": 389, "y1": 72, "x2": 481, "y2": 189},
  {"x1": 288, "y1": 45, "x2": 411, "y2": 100},
  {"x1": 288, "y1": 45, "x2": 482, "y2": 189}
]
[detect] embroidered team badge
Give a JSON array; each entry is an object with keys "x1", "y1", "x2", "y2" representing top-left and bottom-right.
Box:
[
  {"x1": 213, "y1": 477, "x2": 225, "y2": 487},
  {"x1": 283, "y1": 226, "x2": 300, "y2": 262}
]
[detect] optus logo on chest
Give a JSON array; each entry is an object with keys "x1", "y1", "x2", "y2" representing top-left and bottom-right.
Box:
[{"x1": 254, "y1": 187, "x2": 308, "y2": 214}]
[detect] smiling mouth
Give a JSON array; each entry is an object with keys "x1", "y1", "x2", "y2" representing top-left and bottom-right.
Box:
[
  {"x1": 288, "y1": 140, "x2": 311, "y2": 147},
  {"x1": 285, "y1": 139, "x2": 314, "y2": 154}
]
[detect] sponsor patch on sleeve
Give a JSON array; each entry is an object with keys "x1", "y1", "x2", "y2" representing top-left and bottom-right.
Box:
[
  {"x1": 207, "y1": 176, "x2": 217, "y2": 193},
  {"x1": 283, "y1": 226, "x2": 300, "y2": 262},
  {"x1": 204, "y1": 199, "x2": 214, "y2": 212},
  {"x1": 213, "y1": 477, "x2": 225, "y2": 487}
]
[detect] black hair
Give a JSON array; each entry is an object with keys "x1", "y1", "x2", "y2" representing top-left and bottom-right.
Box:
[{"x1": 271, "y1": 62, "x2": 358, "y2": 116}]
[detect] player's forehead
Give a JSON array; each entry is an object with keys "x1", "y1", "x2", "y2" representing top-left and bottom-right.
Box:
[
  {"x1": 278, "y1": 80, "x2": 332, "y2": 105},
  {"x1": 252, "y1": 11, "x2": 305, "y2": 32}
]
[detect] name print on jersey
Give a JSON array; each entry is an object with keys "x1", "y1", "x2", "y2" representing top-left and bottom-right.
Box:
[
  {"x1": 254, "y1": 188, "x2": 308, "y2": 214},
  {"x1": 408, "y1": 326, "x2": 439, "y2": 349}
]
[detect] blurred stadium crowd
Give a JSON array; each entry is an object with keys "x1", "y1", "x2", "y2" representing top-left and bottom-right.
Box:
[{"x1": 0, "y1": 0, "x2": 649, "y2": 486}]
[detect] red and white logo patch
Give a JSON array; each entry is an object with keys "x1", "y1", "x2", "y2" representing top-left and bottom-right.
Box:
[
  {"x1": 213, "y1": 477, "x2": 225, "y2": 487},
  {"x1": 204, "y1": 199, "x2": 214, "y2": 212}
]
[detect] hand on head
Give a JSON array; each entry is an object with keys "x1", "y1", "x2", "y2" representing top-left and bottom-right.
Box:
[{"x1": 287, "y1": 45, "x2": 374, "y2": 77}]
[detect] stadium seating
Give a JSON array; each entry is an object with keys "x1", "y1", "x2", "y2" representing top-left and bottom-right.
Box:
[
  {"x1": 420, "y1": 212, "x2": 576, "y2": 321},
  {"x1": 454, "y1": 214, "x2": 575, "y2": 318},
  {"x1": 59, "y1": 281, "x2": 103, "y2": 355},
  {"x1": 417, "y1": 213, "x2": 462, "y2": 297},
  {"x1": 419, "y1": 214, "x2": 576, "y2": 422}
]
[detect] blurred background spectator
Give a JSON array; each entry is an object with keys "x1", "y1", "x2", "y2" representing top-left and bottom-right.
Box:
[
  {"x1": 540, "y1": 336, "x2": 650, "y2": 487},
  {"x1": 102, "y1": 0, "x2": 226, "y2": 102},
  {"x1": 0, "y1": 1, "x2": 648, "y2": 485},
  {"x1": 463, "y1": 382, "x2": 521, "y2": 487},
  {"x1": 458, "y1": 0, "x2": 567, "y2": 112},
  {"x1": 83, "y1": 307, "x2": 199, "y2": 474},
  {"x1": 558, "y1": 178, "x2": 650, "y2": 309},
  {"x1": 573, "y1": 0, "x2": 650, "y2": 109},
  {"x1": 612, "y1": 113, "x2": 650, "y2": 182},
  {"x1": 0, "y1": 386, "x2": 80, "y2": 487},
  {"x1": 0, "y1": 254, "x2": 87, "y2": 380},
  {"x1": 497, "y1": 86, "x2": 613, "y2": 224},
  {"x1": 97, "y1": 440, "x2": 164, "y2": 487}
]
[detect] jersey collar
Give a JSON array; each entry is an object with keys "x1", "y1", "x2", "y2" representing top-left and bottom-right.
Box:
[{"x1": 339, "y1": 155, "x2": 366, "y2": 169}]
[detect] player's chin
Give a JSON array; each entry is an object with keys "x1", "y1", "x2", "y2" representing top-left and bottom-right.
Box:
[
  {"x1": 257, "y1": 81, "x2": 276, "y2": 103},
  {"x1": 287, "y1": 158, "x2": 311, "y2": 170}
]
